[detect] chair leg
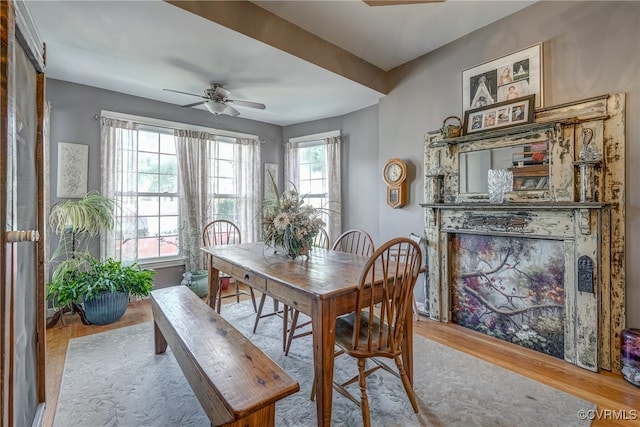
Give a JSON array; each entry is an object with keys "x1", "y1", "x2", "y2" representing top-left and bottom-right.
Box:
[
  {"x1": 253, "y1": 293, "x2": 268, "y2": 333},
  {"x1": 249, "y1": 287, "x2": 257, "y2": 312},
  {"x1": 358, "y1": 358, "x2": 371, "y2": 427},
  {"x1": 394, "y1": 355, "x2": 419, "y2": 413},
  {"x1": 284, "y1": 309, "x2": 300, "y2": 356},
  {"x1": 216, "y1": 281, "x2": 223, "y2": 314},
  {"x1": 282, "y1": 305, "x2": 289, "y2": 352}
]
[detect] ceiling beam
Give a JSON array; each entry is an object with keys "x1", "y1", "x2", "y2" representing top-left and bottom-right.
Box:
[
  {"x1": 364, "y1": 1, "x2": 444, "y2": 6},
  {"x1": 165, "y1": 0, "x2": 389, "y2": 94}
]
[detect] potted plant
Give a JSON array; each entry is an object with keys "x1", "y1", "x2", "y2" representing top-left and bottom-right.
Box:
[
  {"x1": 48, "y1": 192, "x2": 157, "y2": 324},
  {"x1": 46, "y1": 255, "x2": 156, "y2": 325},
  {"x1": 181, "y1": 269, "x2": 210, "y2": 298}
]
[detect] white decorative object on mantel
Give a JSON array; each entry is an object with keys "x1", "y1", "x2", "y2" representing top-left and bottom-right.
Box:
[
  {"x1": 487, "y1": 169, "x2": 513, "y2": 203},
  {"x1": 56, "y1": 142, "x2": 88, "y2": 198}
]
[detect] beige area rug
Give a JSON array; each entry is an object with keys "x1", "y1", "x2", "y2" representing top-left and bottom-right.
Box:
[{"x1": 54, "y1": 298, "x2": 595, "y2": 426}]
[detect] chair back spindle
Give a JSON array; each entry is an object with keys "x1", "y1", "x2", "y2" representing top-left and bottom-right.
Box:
[
  {"x1": 332, "y1": 229, "x2": 374, "y2": 257},
  {"x1": 312, "y1": 228, "x2": 330, "y2": 249}
]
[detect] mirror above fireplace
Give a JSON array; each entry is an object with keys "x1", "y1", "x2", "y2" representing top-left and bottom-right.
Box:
[{"x1": 459, "y1": 141, "x2": 550, "y2": 193}]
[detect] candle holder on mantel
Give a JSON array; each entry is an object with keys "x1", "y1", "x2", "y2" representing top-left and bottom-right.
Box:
[
  {"x1": 426, "y1": 150, "x2": 445, "y2": 203},
  {"x1": 574, "y1": 128, "x2": 602, "y2": 203},
  {"x1": 426, "y1": 168, "x2": 444, "y2": 203}
]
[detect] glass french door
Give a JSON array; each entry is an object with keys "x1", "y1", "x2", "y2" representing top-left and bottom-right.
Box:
[{"x1": 1, "y1": 0, "x2": 46, "y2": 425}]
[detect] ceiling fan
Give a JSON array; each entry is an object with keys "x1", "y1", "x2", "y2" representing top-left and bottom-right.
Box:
[{"x1": 163, "y1": 84, "x2": 266, "y2": 117}]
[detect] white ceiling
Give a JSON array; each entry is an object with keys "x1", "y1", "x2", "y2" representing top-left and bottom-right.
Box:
[{"x1": 26, "y1": 0, "x2": 534, "y2": 126}]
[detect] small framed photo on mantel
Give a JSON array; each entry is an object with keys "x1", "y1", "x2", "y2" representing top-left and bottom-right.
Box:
[{"x1": 462, "y1": 94, "x2": 535, "y2": 135}]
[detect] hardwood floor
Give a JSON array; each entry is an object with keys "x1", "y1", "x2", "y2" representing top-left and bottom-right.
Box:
[{"x1": 44, "y1": 291, "x2": 640, "y2": 427}]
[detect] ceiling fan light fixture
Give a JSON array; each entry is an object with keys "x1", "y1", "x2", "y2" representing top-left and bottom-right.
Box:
[{"x1": 205, "y1": 101, "x2": 228, "y2": 115}]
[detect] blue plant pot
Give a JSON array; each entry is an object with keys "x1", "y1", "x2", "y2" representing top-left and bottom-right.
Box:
[
  {"x1": 187, "y1": 272, "x2": 209, "y2": 298},
  {"x1": 83, "y1": 291, "x2": 129, "y2": 325}
]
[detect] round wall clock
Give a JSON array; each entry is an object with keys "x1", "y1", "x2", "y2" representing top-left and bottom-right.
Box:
[{"x1": 382, "y1": 158, "x2": 407, "y2": 208}]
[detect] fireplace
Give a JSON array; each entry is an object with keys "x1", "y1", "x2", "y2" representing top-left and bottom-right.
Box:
[
  {"x1": 422, "y1": 94, "x2": 626, "y2": 372},
  {"x1": 450, "y1": 233, "x2": 565, "y2": 359}
]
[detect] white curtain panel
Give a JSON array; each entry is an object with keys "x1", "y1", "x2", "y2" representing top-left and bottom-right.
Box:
[
  {"x1": 175, "y1": 130, "x2": 210, "y2": 272},
  {"x1": 325, "y1": 136, "x2": 342, "y2": 242},
  {"x1": 284, "y1": 141, "x2": 300, "y2": 193},
  {"x1": 235, "y1": 138, "x2": 261, "y2": 243},
  {"x1": 100, "y1": 117, "x2": 139, "y2": 262}
]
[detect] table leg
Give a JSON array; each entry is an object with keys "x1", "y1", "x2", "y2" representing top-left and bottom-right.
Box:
[
  {"x1": 208, "y1": 263, "x2": 220, "y2": 311},
  {"x1": 312, "y1": 298, "x2": 337, "y2": 427}
]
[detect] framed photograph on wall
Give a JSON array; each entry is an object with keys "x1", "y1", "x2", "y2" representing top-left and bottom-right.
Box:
[
  {"x1": 462, "y1": 43, "x2": 543, "y2": 113},
  {"x1": 264, "y1": 162, "x2": 279, "y2": 200},
  {"x1": 56, "y1": 142, "x2": 88, "y2": 198},
  {"x1": 462, "y1": 94, "x2": 535, "y2": 135}
]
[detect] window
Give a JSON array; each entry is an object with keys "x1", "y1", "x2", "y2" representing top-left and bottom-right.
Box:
[
  {"x1": 206, "y1": 137, "x2": 239, "y2": 223},
  {"x1": 102, "y1": 112, "x2": 261, "y2": 270},
  {"x1": 120, "y1": 127, "x2": 180, "y2": 261},
  {"x1": 298, "y1": 141, "x2": 328, "y2": 214}
]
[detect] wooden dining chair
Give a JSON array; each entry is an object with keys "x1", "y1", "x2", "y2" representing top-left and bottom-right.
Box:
[
  {"x1": 202, "y1": 219, "x2": 257, "y2": 314},
  {"x1": 284, "y1": 228, "x2": 374, "y2": 356},
  {"x1": 313, "y1": 237, "x2": 422, "y2": 427},
  {"x1": 312, "y1": 227, "x2": 330, "y2": 250},
  {"x1": 331, "y1": 228, "x2": 375, "y2": 256}
]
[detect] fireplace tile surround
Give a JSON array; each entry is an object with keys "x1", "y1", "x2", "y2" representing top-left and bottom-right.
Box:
[{"x1": 422, "y1": 94, "x2": 625, "y2": 372}]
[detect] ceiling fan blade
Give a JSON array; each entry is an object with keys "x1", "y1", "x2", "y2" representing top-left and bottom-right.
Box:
[
  {"x1": 212, "y1": 85, "x2": 231, "y2": 100},
  {"x1": 181, "y1": 101, "x2": 206, "y2": 108},
  {"x1": 363, "y1": 0, "x2": 444, "y2": 5},
  {"x1": 227, "y1": 99, "x2": 266, "y2": 110},
  {"x1": 163, "y1": 88, "x2": 207, "y2": 98},
  {"x1": 224, "y1": 104, "x2": 241, "y2": 117}
]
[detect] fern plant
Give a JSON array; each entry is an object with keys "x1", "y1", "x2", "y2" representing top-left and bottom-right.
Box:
[{"x1": 49, "y1": 191, "x2": 117, "y2": 262}]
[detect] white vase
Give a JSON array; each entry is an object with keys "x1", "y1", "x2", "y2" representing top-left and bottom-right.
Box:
[{"x1": 487, "y1": 169, "x2": 513, "y2": 203}]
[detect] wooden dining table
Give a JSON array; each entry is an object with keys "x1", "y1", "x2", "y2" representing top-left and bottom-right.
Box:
[{"x1": 201, "y1": 242, "x2": 414, "y2": 427}]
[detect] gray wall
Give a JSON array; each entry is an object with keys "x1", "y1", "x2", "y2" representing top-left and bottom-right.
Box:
[
  {"x1": 46, "y1": 1, "x2": 640, "y2": 327},
  {"x1": 379, "y1": 1, "x2": 640, "y2": 327}
]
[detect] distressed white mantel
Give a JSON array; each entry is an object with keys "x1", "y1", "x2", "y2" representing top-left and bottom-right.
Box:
[{"x1": 422, "y1": 94, "x2": 625, "y2": 372}]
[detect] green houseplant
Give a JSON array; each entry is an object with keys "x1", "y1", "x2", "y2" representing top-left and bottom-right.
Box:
[
  {"x1": 46, "y1": 255, "x2": 156, "y2": 324},
  {"x1": 47, "y1": 191, "x2": 155, "y2": 325}
]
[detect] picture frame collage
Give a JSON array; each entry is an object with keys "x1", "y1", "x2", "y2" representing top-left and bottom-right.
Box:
[{"x1": 460, "y1": 43, "x2": 543, "y2": 136}]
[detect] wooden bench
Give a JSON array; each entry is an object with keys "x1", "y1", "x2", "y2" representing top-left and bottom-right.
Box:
[{"x1": 150, "y1": 286, "x2": 299, "y2": 427}]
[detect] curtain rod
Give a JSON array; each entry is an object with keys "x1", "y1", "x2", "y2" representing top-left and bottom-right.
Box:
[
  {"x1": 94, "y1": 110, "x2": 261, "y2": 141},
  {"x1": 288, "y1": 130, "x2": 340, "y2": 144}
]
